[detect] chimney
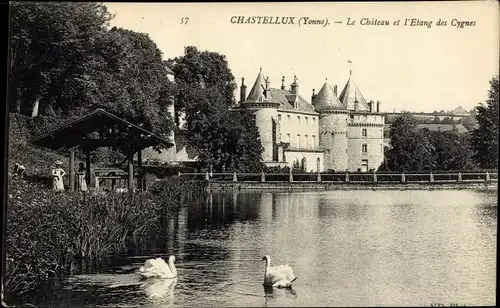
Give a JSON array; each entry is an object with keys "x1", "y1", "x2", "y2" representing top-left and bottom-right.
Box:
[
  {"x1": 264, "y1": 77, "x2": 271, "y2": 99},
  {"x1": 311, "y1": 89, "x2": 316, "y2": 105},
  {"x1": 376, "y1": 101, "x2": 380, "y2": 113},
  {"x1": 240, "y1": 78, "x2": 247, "y2": 103},
  {"x1": 290, "y1": 75, "x2": 299, "y2": 95},
  {"x1": 369, "y1": 100, "x2": 374, "y2": 112},
  {"x1": 281, "y1": 76, "x2": 286, "y2": 90},
  {"x1": 334, "y1": 85, "x2": 338, "y2": 96}
]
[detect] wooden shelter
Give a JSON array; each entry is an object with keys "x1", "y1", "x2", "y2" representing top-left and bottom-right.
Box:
[{"x1": 29, "y1": 108, "x2": 173, "y2": 192}]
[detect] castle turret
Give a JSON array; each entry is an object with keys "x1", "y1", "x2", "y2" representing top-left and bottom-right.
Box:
[
  {"x1": 241, "y1": 68, "x2": 280, "y2": 162},
  {"x1": 314, "y1": 82, "x2": 349, "y2": 171},
  {"x1": 339, "y1": 70, "x2": 384, "y2": 172}
]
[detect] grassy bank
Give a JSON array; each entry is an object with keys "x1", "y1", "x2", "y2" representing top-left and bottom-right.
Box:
[{"x1": 5, "y1": 175, "x2": 206, "y2": 299}]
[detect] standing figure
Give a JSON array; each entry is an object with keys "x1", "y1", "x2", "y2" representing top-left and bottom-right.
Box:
[
  {"x1": 52, "y1": 160, "x2": 66, "y2": 192},
  {"x1": 77, "y1": 162, "x2": 88, "y2": 192}
]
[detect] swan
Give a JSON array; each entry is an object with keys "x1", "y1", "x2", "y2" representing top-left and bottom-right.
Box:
[
  {"x1": 261, "y1": 255, "x2": 297, "y2": 288},
  {"x1": 138, "y1": 256, "x2": 177, "y2": 279}
]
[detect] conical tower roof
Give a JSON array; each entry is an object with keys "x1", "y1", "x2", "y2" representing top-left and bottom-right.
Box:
[
  {"x1": 314, "y1": 82, "x2": 345, "y2": 111},
  {"x1": 338, "y1": 71, "x2": 369, "y2": 111},
  {"x1": 245, "y1": 68, "x2": 267, "y2": 102}
]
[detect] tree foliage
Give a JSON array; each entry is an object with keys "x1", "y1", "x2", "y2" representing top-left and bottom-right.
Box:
[
  {"x1": 9, "y1": 3, "x2": 175, "y2": 142},
  {"x1": 167, "y1": 46, "x2": 263, "y2": 172},
  {"x1": 384, "y1": 113, "x2": 435, "y2": 171},
  {"x1": 382, "y1": 113, "x2": 477, "y2": 171},
  {"x1": 471, "y1": 76, "x2": 499, "y2": 169}
]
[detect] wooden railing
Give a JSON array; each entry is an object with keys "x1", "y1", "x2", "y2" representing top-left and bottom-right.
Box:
[{"x1": 178, "y1": 171, "x2": 498, "y2": 184}]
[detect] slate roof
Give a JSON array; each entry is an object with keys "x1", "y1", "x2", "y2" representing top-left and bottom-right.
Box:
[
  {"x1": 338, "y1": 72, "x2": 370, "y2": 111},
  {"x1": 314, "y1": 82, "x2": 345, "y2": 110},
  {"x1": 243, "y1": 69, "x2": 316, "y2": 113}
]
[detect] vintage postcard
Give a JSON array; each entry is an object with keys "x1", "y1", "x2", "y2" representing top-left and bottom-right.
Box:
[{"x1": 3, "y1": 1, "x2": 498, "y2": 307}]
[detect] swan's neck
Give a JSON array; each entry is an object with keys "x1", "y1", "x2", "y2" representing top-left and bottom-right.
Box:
[
  {"x1": 264, "y1": 257, "x2": 271, "y2": 280},
  {"x1": 168, "y1": 259, "x2": 177, "y2": 277}
]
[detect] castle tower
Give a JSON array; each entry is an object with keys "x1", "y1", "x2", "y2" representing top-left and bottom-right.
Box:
[
  {"x1": 241, "y1": 68, "x2": 280, "y2": 162},
  {"x1": 314, "y1": 81, "x2": 349, "y2": 171},
  {"x1": 339, "y1": 70, "x2": 385, "y2": 172}
]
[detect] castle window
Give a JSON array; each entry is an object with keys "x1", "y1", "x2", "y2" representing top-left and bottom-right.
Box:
[
  {"x1": 305, "y1": 135, "x2": 308, "y2": 149},
  {"x1": 362, "y1": 144, "x2": 367, "y2": 153},
  {"x1": 312, "y1": 135, "x2": 316, "y2": 148},
  {"x1": 287, "y1": 115, "x2": 291, "y2": 122},
  {"x1": 278, "y1": 114, "x2": 281, "y2": 121},
  {"x1": 350, "y1": 115, "x2": 354, "y2": 119},
  {"x1": 297, "y1": 134, "x2": 300, "y2": 148},
  {"x1": 287, "y1": 133, "x2": 291, "y2": 143},
  {"x1": 362, "y1": 128, "x2": 367, "y2": 137},
  {"x1": 305, "y1": 117, "x2": 309, "y2": 124},
  {"x1": 312, "y1": 117, "x2": 316, "y2": 125},
  {"x1": 297, "y1": 116, "x2": 300, "y2": 124}
]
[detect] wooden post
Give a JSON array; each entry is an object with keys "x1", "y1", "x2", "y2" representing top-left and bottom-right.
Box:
[
  {"x1": 345, "y1": 171, "x2": 349, "y2": 182},
  {"x1": 401, "y1": 172, "x2": 406, "y2": 183},
  {"x1": 429, "y1": 172, "x2": 434, "y2": 183},
  {"x1": 486, "y1": 172, "x2": 490, "y2": 182},
  {"x1": 95, "y1": 176, "x2": 100, "y2": 191},
  {"x1": 128, "y1": 152, "x2": 134, "y2": 193},
  {"x1": 85, "y1": 151, "x2": 91, "y2": 188},
  {"x1": 373, "y1": 172, "x2": 377, "y2": 183},
  {"x1": 233, "y1": 172, "x2": 237, "y2": 182},
  {"x1": 457, "y1": 172, "x2": 462, "y2": 182},
  {"x1": 69, "y1": 148, "x2": 75, "y2": 192},
  {"x1": 317, "y1": 171, "x2": 321, "y2": 183},
  {"x1": 289, "y1": 169, "x2": 293, "y2": 182},
  {"x1": 137, "y1": 149, "x2": 143, "y2": 190},
  {"x1": 261, "y1": 171, "x2": 265, "y2": 182}
]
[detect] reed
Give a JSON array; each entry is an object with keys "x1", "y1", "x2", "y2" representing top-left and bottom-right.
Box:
[{"x1": 5, "y1": 175, "x2": 205, "y2": 297}]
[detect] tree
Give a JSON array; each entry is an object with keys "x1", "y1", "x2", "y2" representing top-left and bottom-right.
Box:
[
  {"x1": 9, "y1": 2, "x2": 113, "y2": 116},
  {"x1": 424, "y1": 130, "x2": 475, "y2": 171},
  {"x1": 166, "y1": 46, "x2": 237, "y2": 124},
  {"x1": 471, "y1": 76, "x2": 499, "y2": 169},
  {"x1": 167, "y1": 46, "x2": 263, "y2": 171},
  {"x1": 384, "y1": 113, "x2": 436, "y2": 171}
]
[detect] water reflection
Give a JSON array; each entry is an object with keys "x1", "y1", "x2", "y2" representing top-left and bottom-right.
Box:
[
  {"x1": 29, "y1": 189, "x2": 496, "y2": 307},
  {"x1": 142, "y1": 278, "x2": 177, "y2": 302}
]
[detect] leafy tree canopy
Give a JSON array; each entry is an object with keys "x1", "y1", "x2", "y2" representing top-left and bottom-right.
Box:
[
  {"x1": 471, "y1": 75, "x2": 499, "y2": 169},
  {"x1": 166, "y1": 46, "x2": 263, "y2": 172}
]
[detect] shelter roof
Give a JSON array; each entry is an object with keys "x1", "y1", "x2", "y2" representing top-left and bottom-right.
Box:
[{"x1": 30, "y1": 109, "x2": 172, "y2": 151}]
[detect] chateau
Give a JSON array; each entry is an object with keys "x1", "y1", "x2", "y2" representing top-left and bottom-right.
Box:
[
  {"x1": 143, "y1": 67, "x2": 386, "y2": 173},
  {"x1": 232, "y1": 69, "x2": 385, "y2": 172}
]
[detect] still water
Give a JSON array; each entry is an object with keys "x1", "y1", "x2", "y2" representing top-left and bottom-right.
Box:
[{"x1": 33, "y1": 189, "x2": 496, "y2": 307}]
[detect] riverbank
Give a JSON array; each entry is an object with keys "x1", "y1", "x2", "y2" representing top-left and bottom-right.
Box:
[
  {"x1": 207, "y1": 180, "x2": 498, "y2": 191},
  {"x1": 4, "y1": 176, "x2": 205, "y2": 302}
]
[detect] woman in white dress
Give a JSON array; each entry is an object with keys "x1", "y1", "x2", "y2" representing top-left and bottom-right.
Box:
[
  {"x1": 52, "y1": 160, "x2": 66, "y2": 191},
  {"x1": 77, "y1": 162, "x2": 88, "y2": 192}
]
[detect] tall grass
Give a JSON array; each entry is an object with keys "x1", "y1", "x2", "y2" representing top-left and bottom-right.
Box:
[{"x1": 5, "y1": 175, "x2": 206, "y2": 297}]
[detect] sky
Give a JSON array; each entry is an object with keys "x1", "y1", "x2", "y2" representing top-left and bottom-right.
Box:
[{"x1": 104, "y1": 1, "x2": 498, "y2": 113}]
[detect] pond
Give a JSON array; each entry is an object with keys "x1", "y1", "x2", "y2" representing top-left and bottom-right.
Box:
[{"x1": 27, "y1": 189, "x2": 496, "y2": 307}]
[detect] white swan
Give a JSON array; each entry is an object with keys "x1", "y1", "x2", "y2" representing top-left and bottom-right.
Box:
[
  {"x1": 261, "y1": 255, "x2": 297, "y2": 288},
  {"x1": 138, "y1": 256, "x2": 177, "y2": 279}
]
